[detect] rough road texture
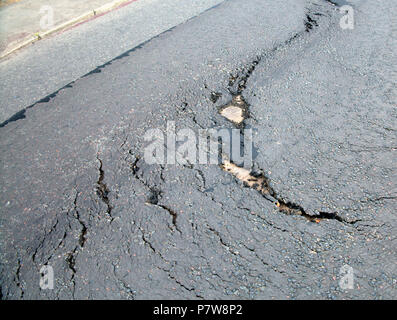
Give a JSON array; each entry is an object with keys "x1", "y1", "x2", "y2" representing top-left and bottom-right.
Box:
[{"x1": 1, "y1": 0, "x2": 396, "y2": 299}]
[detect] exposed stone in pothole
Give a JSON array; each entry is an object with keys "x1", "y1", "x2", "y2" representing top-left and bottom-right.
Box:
[
  {"x1": 219, "y1": 95, "x2": 249, "y2": 125},
  {"x1": 222, "y1": 160, "x2": 273, "y2": 197}
]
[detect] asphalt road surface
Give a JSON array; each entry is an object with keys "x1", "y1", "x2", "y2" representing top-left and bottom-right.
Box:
[
  {"x1": 0, "y1": 0, "x2": 225, "y2": 123},
  {"x1": 1, "y1": 0, "x2": 396, "y2": 299}
]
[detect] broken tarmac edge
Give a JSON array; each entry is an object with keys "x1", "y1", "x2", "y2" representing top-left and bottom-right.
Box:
[{"x1": 0, "y1": 0, "x2": 137, "y2": 60}]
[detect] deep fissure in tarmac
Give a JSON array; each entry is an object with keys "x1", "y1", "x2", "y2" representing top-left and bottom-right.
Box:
[
  {"x1": 217, "y1": 8, "x2": 359, "y2": 225},
  {"x1": 96, "y1": 155, "x2": 114, "y2": 221}
]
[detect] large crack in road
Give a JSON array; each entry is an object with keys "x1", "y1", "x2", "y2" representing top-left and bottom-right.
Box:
[{"x1": 1, "y1": 0, "x2": 396, "y2": 299}]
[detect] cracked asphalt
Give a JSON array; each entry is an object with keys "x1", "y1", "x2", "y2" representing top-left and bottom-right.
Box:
[{"x1": 1, "y1": 0, "x2": 396, "y2": 299}]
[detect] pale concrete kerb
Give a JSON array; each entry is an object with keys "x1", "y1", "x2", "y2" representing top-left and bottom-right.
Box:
[{"x1": 0, "y1": 0, "x2": 136, "y2": 59}]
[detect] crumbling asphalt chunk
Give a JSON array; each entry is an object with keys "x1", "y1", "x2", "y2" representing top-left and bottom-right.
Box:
[
  {"x1": 145, "y1": 188, "x2": 182, "y2": 234},
  {"x1": 129, "y1": 155, "x2": 182, "y2": 234}
]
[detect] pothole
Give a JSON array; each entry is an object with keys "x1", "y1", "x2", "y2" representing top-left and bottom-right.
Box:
[
  {"x1": 218, "y1": 95, "x2": 249, "y2": 126},
  {"x1": 222, "y1": 160, "x2": 273, "y2": 197},
  {"x1": 221, "y1": 160, "x2": 356, "y2": 224}
]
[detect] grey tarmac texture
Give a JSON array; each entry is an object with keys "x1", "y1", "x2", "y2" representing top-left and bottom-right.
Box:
[
  {"x1": 0, "y1": 0, "x2": 225, "y2": 123},
  {"x1": 0, "y1": 0, "x2": 396, "y2": 299}
]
